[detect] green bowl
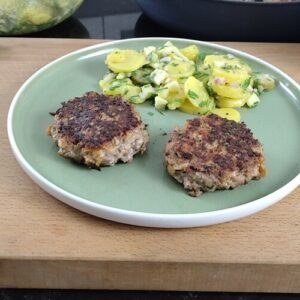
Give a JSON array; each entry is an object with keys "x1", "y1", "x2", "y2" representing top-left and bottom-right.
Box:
[{"x1": 0, "y1": 0, "x2": 84, "y2": 35}]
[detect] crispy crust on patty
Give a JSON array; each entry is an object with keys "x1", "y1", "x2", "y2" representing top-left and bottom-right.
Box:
[
  {"x1": 48, "y1": 92, "x2": 149, "y2": 167},
  {"x1": 165, "y1": 114, "x2": 266, "y2": 196}
]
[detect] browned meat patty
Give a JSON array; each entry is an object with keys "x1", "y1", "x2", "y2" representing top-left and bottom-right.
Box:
[
  {"x1": 48, "y1": 91, "x2": 149, "y2": 168},
  {"x1": 165, "y1": 114, "x2": 266, "y2": 197}
]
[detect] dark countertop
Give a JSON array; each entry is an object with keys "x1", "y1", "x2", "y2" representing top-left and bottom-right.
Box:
[
  {"x1": 1, "y1": 1, "x2": 299, "y2": 299},
  {"x1": 1, "y1": 289, "x2": 300, "y2": 300}
]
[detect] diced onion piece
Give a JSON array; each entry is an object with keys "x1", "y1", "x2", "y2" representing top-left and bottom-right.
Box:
[
  {"x1": 139, "y1": 84, "x2": 155, "y2": 101},
  {"x1": 144, "y1": 46, "x2": 156, "y2": 57},
  {"x1": 165, "y1": 80, "x2": 180, "y2": 93},
  {"x1": 246, "y1": 93, "x2": 260, "y2": 108},
  {"x1": 158, "y1": 41, "x2": 188, "y2": 61},
  {"x1": 154, "y1": 96, "x2": 168, "y2": 111},
  {"x1": 150, "y1": 69, "x2": 168, "y2": 85}
]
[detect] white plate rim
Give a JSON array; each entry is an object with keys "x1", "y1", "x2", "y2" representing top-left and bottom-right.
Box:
[{"x1": 7, "y1": 37, "x2": 300, "y2": 228}]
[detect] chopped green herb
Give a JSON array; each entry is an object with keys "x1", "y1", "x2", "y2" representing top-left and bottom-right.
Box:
[
  {"x1": 171, "y1": 62, "x2": 179, "y2": 67},
  {"x1": 197, "y1": 52, "x2": 207, "y2": 63},
  {"x1": 187, "y1": 90, "x2": 199, "y2": 99},
  {"x1": 124, "y1": 89, "x2": 129, "y2": 95},
  {"x1": 206, "y1": 85, "x2": 215, "y2": 97},
  {"x1": 129, "y1": 95, "x2": 140, "y2": 103},
  {"x1": 199, "y1": 101, "x2": 209, "y2": 107},
  {"x1": 108, "y1": 82, "x2": 122, "y2": 91},
  {"x1": 148, "y1": 52, "x2": 154, "y2": 62},
  {"x1": 221, "y1": 64, "x2": 235, "y2": 71},
  {"x1": 173, "y1": 98, "x2": 182, "y2": 104},
  {"x1": 147, "y1": 112, "x2": 154, "y2": 116},
  {"x1": 156, "y1": 87, "x2": 168, "y2": 92},
  {"x1": 193, "y1": 70, "x2": 210, "y2": 81},
  {"x1": 241, "y1": 77, "x2": 251, "y2": 89},
  {"x1": 157, "y1": 110, "x2": 165, "y2": 115}
]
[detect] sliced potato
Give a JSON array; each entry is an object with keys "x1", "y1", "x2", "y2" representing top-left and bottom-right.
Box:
[
  {"x1": 184, "y1": 76, "x2": 210, "y2": 107},
  {"x1": 102, "y1": 78, "x2": 133, "y2": 95},
  {"x1": 212, "y1": 108, "x2": 241, "y2": 122},
  {"x1": 165, "y1": 61, "x2": 195, "y2": 79},
  {"x1": 204, "y1": 54, "x2": 225, "y2": 66},
  {"x1": 216, "y1": 96, "x2": 247, "y2": 108},
  {"x1": 212, "y1": 83, "x2": 244, "y2": 99},
  {"x1": 180, "y1": 45, "x2": 199, "y2": 61},
  {"x1": 99, "y1": 73, "x2": 116, "y2": 89},
  {"x1": 179, "y1": 99, "x2": 215, "y2": 115},
  {"x1": 106, "y1": 49, "x2": 146, "y2": 73},
  {"x1": 166, "y1": 89, "x2": 185, "y2": 110},
  {"x1": 204, "y1": 54, "x2": 251, "y2": 72},
  {"x1": 123, "y1": 86, "x2": 143, "y2": 103},
  {"x1": 212, "y1": 67, "x2": 250, "y2": 84},
  {"x1": 193, "y1": 64, "x2": 211, "y2": 85}
]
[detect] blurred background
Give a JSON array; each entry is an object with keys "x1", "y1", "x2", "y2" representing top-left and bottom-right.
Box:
[{"x1": 3, "y1": 0, "x2": 300, "y2": 42}]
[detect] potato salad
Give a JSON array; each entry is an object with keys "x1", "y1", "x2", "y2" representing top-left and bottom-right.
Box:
[{"x1": 99, "y1": 41, "x2": 275, "y2": 122}]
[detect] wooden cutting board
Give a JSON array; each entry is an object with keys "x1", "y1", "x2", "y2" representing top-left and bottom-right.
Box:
[{"x1": 0, "y1": 38, "x2": 300, "y2": 292}]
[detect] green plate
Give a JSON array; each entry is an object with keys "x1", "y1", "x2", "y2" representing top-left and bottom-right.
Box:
[{"x1": 7, "y1": 38, "x2": 300, "y2": 228}]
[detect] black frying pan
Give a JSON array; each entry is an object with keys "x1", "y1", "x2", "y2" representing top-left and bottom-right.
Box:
[{"x1": 136, "y1": 0, "x2": 300, "y2": 42}]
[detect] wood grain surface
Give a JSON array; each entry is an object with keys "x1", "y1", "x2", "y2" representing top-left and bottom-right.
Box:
[{"x1": 0, "y1": 38, "x2": 300, "y2": 292}]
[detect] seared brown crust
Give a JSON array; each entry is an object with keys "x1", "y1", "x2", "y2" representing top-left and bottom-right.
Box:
[
  {"x1": 48, "y1": 92, "x2": 149, "y2": 167},
  {"x1": 165, "y1": 114, "x2": 266, "y2": 196},
  {"x1": 51, "y1": 91, "x2": 141, "y2": 149}
]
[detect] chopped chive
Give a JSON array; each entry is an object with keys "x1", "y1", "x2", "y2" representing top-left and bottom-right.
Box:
[
  {"x1": 241, "y1": 77, "x2": 251, "y2": 89},
  {"x1": 129, "y1": 95, "x2": 140, "y2": 103},
  {"x1": 188, "y1": 90, "x2": 199, "y2": 99},
  {"x1": 206, "y1": 85, "x2": 215, "y2": 97},
  {"x1": 197, "y1": 52, "x2": 207, "y2": 63},
  {"x1": 199, "y1": 101, "x2": 209, "y2": 107}
]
